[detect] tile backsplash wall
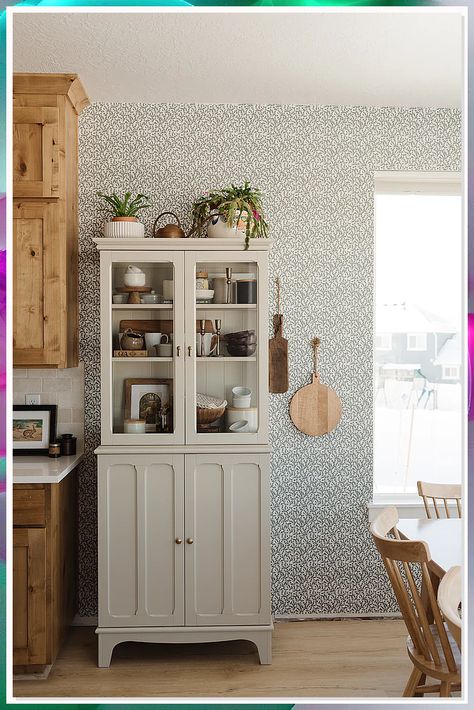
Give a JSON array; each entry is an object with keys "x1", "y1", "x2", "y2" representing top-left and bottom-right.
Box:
[{"x1": 13, "y1": 363, "x2": 85, "y2": 448}]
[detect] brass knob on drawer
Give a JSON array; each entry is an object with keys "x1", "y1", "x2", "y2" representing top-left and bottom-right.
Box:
[
  {"x1": 175, "y1": 538, "x2": 182, "y2": 544},
  {"x1": 176, "y1": 345, "x2": 181, "y2": 357},
  {"x1": 186, "y1": 537, "x2": 194, "y2": 544}
]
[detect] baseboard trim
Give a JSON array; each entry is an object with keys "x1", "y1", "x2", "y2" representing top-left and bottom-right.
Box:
[
  {"x1": 274, "y1": 612, "x2": 402, "y2": 621},
  {"x1": 72, "y1": 614, "x2": 98, "y2": 626}
]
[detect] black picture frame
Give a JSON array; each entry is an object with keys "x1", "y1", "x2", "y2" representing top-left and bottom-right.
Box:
[{"x1": 13, "y1": 404, "x2": 58, "y2": 456}]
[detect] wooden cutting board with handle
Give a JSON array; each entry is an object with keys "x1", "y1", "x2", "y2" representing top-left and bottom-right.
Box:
[
  {"x1": 290, "y1": 337, "x2": 341, "y2": 436},
  {"x1": 269, "y1": 278, "x2": 289, "y2": 393}
]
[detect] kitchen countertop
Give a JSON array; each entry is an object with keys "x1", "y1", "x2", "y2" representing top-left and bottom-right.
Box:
[{"x1": 13, "y1": 452, "x2": 83, "y2": 484}]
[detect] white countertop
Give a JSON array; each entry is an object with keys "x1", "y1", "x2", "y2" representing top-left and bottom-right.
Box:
[{"x1": 13, "y1": 452, "x2": 83, "y2": 484}]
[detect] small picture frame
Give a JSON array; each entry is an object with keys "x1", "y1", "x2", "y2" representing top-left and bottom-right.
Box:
[
  {"x1": 13, "y1": 405, "x2": 58, "y2": 456},
  {"x1": 124, "y1": 379, "x2": 172, "y2": 433}
]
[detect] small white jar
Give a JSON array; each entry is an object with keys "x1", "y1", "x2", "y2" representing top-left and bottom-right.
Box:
[{"x1": 124, "y1": 418, "x2": 146, "y2": 434}]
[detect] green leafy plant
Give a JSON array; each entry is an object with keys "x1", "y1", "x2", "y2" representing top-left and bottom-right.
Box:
[
  {"x1": 190, "y1": 181, "x2": 268, "y2": 249},
  {"x1": 97, "y1": 192, "x2": 150, "y2": 219}
]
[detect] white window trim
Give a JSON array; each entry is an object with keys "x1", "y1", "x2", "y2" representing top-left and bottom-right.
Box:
[
  {"x1": 374, "y1": 171, "x2": 462, "y2": 195},
  {"x1": 407, "y1": 332, "x2": 427, "y2": 351},
  {"x1": 367, "y1": 499, "x2": 460, "y2": 522}
]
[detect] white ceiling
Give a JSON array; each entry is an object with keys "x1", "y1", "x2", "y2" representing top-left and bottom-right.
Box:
[{"x1": 12, "y1": 10, "x2": 463, "y2": 108}]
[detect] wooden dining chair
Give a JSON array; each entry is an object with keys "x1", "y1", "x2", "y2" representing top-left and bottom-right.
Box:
[
  {"x1": 370, "y1": 507, "x2": 461, "y2": 697},
  {"x1": 438, "y1": 566, "x2": 462, "y2": 651},
  {"x1": 417, "y1": 481, "x2": 462, "y2": 519}
]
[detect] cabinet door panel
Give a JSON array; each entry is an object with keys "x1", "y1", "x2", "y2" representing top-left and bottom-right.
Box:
[
  {"x1": 13, "y1": 106, "x2": 60, "y2": 197},
  {"x1": 13, "y1": 201, "x2": 61, "y2": 366},
  {"x1": 185, "y1": 454, "x2": 271, "y2": 626},
  {"x1": 98, "y1": 455, "x2": 185, "y2": 627},
  {"x1": 13, "y1": 528, "x2": 47, "y2": 666}
]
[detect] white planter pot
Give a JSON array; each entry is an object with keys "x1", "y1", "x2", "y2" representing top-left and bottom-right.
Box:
[
  {"x1": 207, "y1": 213, "x2": 247, "y2": 240},
  {"x1": 103, "y1": 220, "x2": 145, "y2": 238}
]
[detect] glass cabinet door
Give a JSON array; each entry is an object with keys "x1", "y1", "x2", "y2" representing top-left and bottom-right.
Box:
[
  {"x1": 100, "y1": 251, "x2": 185, "y2": 445},
  {"x1": 185, "y1": 251, "x2": 268, "y2": 444}
]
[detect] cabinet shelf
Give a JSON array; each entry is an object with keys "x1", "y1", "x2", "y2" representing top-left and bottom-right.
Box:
[
  {"x1": 195, "y1": 303, "x2": 257, "y2": 310},
  {"x1": 196, "y1": 356, "x2": 257, "y2": 362},
  {"x1": 112, "y1": 304, "x2": 173, "y2": 310},
  {"x1": 112, "y1": 357, "x2": 173, "y2": 363}
]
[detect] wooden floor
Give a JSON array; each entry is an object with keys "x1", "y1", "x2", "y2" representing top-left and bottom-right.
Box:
[{"x1": 14, "y1": 619, "x2": 412, "y2": 699}]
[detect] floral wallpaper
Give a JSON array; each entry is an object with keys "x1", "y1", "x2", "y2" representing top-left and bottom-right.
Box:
[{"x1": 77, "y1": 103, "x2": 461, "y2": 617}]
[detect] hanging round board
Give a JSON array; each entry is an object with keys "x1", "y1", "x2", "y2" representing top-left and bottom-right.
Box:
[{"x1": 289, "y1": 338, "x2": 342, "y2": 436}]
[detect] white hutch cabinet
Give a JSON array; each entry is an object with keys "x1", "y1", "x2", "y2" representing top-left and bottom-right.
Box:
[{"x1": 94, "y1": 238, "x2": 272, "y2": 667}]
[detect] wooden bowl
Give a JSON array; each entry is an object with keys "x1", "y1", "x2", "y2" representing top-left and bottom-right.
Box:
[{"x1": 197, "y1": 405, "x2": 226, "y2": 426}]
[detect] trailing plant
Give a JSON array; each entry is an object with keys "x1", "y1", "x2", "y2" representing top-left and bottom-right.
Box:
[
  {"x1": 190, "y1": 181, "x2": 268, "y2": 249},
  {"x1": 97, "y1": 191, "x2": 150, "y2": 218}
]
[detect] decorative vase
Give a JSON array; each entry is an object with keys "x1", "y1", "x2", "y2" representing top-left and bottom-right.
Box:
[
  {"x1": 207, "y1": 211, "x2": 248, "y2": 239},
  {"x1": 103, "y1": 217, "x2": 145, "y2": 238}
]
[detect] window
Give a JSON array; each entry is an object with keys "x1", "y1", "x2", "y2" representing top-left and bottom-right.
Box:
[
  {"x1": 374, "y1": 172, "x2": 462, "y2": 497},
  {"x1": 376, "y1": 333, "x2": 392, "y2": 350},
  {"x1": 443, "y1": 365, "x2": 460, "y2": 380},
  {"x1": 407, "y1": 333, "x2": 427, "y2": 351}
]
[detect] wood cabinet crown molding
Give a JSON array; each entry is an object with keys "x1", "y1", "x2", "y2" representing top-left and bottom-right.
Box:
[{"x1": 13, "y1": 73, "x2": 90, "y2": 114}]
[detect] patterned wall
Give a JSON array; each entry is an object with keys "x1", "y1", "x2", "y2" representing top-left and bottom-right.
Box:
[{"x1": 77, "y1": 104, "x2": 461, "y2": 616}]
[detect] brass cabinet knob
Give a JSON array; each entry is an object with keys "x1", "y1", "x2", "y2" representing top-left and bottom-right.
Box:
[
  {"x1": 186, "y1": 537, "x2": 194, "y2": 544},
  {"x1": 176, "y1": 345, "x2": 181, "y2": 357},
  {"x1": 175, "y1": 538, "x2": 182, "y2": 544},
  {"x1": 188, "y1": 345, "x2": 192, "y2": 356}
]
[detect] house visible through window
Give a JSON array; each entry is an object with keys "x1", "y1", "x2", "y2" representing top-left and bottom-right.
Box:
[
  {"x1": 374, "y1": 173, "x2": 462, "y2": 497},
  {"x1": 376, "y1": 333, "x2": 392, "y2": 350},
  {"x1": 407, "y1": 333, "x2": 427, "y2": 351}
]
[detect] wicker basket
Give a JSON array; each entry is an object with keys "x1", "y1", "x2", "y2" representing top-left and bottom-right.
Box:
[{"x1": 197, "y1": 405, "x2": 226, "y2": 426}]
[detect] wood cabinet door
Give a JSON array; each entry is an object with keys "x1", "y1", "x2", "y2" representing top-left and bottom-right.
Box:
[
  {"x1": 13, "y1": 106, "x2": 60, "y2": 198},
  {"x1": 13, "y1": 528, "x2": 47, "y2": 666},
  {"x1": 98, "y1": 455, "x2": 185, "y2": 627},
  {"x1": 13, "y1": 201, "x2": 62, "y2": 366},
  {"x1": 185, "y1": 454, "x2": 271, "y2": 626}
]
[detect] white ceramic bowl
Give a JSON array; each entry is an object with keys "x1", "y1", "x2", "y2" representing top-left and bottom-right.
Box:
[
  {"x1": 196, "y1": 289, "x2": 214, "y2": 301},
  {"x1": 140, "y1": 294, "x2": 161, "y2": 304},
  {"x1": 124, "y1": 272, "x2": 146, "y2": 287},
  {"x1": 229, "y1": 420, "x2": 249, "y2": 433},
  {"x1": 112, "y1": 294, "x2": 128, "y2": 304}
]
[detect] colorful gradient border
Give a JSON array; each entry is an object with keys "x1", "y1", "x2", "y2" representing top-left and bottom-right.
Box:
[{"x1": 0, "y1": 1, "x2": 470, "y2": 708}]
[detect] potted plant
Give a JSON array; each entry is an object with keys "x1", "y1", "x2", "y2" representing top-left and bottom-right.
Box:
[
  {"x1": 190, "y1": 181, "x2": 268, "y2": 249},
  {"x1": 97, "y1": 192, "x2": 150, "y2": 238}
]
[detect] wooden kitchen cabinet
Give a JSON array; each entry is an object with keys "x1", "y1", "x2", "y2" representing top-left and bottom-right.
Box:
[
  {"x1": 13, "y1": 475, "x2": 77, "y2": 672},
  {"x1": 13, "y1": 73, "x2": 89, "y2": 368}
]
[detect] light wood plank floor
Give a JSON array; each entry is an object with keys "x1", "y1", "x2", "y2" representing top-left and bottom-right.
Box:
[{"x1": 14, "y1": 619, "x2": 412, "y2": 699}]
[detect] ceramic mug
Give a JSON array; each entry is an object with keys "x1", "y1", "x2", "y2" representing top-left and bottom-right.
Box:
[
  {"x1": 196, "y1": 333, "x2": 218, "y2": 357},
  {"x1": 145, "y1": 332, "x2": 169, "y2": 353},
  {"x1": 156, "y1": 342, "x2": 173, "y2": 357},
  {"x1": 232, "y1": 386, "x2": 252, "y2": 408}
]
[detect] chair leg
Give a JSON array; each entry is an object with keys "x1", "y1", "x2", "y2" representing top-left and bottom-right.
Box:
[
  {"x1": 440, "y1": 682, "x2": 451, "y2": 697},
  {"x1": 414, "y1": 673, "x2": 426, "y2": 697},
  {"x1": 403, "y1": 667, "x2": 423, "y2": 697}
]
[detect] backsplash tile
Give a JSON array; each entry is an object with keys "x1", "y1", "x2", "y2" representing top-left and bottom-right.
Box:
[{"x1": 13, "y1": 363, "x2": 85, "y2": 447}]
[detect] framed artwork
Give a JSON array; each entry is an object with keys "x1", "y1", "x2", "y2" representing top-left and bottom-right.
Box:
[
  {"x1": 124, "y1": 379, "x2": 172, "y2": 433},
  {"x1": 13, "y1": 405, "x2": 57, "y2": 455}
]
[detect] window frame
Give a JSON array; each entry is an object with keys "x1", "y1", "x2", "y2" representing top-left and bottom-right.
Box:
[
  {"x1": 375, "y1": 333, "x2": 392, "y2": 351},
  {"x1": 372, "y1": 171, "x2": 462, "y2": 504},
  {"x1": 406, "y1": 332, "x2": 427, "y2": 351}
]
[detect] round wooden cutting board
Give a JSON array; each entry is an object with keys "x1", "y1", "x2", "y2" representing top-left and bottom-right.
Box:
[
  {"x1": 290, "y1": 373, "x2": 341, "y2": 436},
  {"x1": 289, "y1": 337, "x2": 342, "y2": 436}
]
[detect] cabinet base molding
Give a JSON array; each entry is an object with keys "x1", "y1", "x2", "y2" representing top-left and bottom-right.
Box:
[{"x1": 95, "y1": 624, "x2": 274, "y2": 668}]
